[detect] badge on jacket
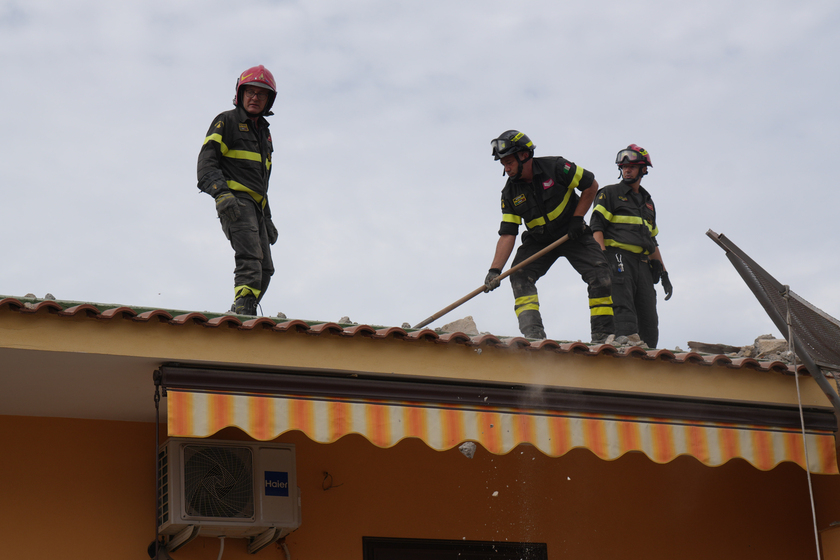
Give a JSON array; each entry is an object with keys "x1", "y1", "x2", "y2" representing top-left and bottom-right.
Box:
[
  {"x1": 543, "y1": 179, "x2": 554, "y2": 189},
  {"x1": 513, "y1": 194, "x2": 526, "y2": 206},
  {"x1": 239, "y1": 123, "x2": 250, "y2": 132}
]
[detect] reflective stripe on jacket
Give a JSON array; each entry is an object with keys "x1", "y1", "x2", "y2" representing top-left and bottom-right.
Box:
[
  {"x1": 590, "y1": 181, "x2": 658, "y2": 254},
  {"x1": 498, "y1": 156, "x2": 595, "y2": 241},
  {"x1": 197, "y1": 106, "x2": 273, "y2": 207}
]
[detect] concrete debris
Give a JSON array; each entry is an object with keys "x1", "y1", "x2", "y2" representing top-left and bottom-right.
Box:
[
  {"x1": 613, "y1": 334, "x2": 643, "y2": 347},
  {"x1": 438, "y1": 316, "x2": 479, "y2": 335},
  {"x1": 753, "y1": 334, "x2": 788, "y2": 357},
  {"x1": 688, "y1": 334, "x2": 794, "y2": 363},
  {"x1": 21, "y1": 293, "x2": 55, "y2": 301},
  {"x1": 686, "y1": 341, "x2": 741, "y2": 354},
  {"x1": 338, "y1": 316, "x2": 358, "y2": 325},
  {"x1": 458, "y1": 442, "x2": 476, "y2": 459}
]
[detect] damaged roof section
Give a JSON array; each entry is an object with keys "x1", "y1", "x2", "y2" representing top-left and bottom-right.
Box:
[{"x1": 0, "y1": 295, "x2": 820, "y2": 377}]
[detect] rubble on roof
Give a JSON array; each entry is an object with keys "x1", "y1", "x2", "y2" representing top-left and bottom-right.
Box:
[
  {"x1": 688, "y1": 334, "x2": 794, "y2": 363},
  {"x1": 0, "y1": 295, "x2": 813, "y2": 374},
  {"x1": 438, "y1": 316, "x2": 479, "y2": 336}
]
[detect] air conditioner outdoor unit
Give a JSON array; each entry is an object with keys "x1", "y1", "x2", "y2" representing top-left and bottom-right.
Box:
[{"x1": 157, "y1": 438, "x2": 301, "y2": 553}]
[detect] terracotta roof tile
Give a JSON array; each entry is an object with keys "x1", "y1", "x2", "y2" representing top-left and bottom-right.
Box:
[
  {"x1": 274, "y1": 319, "x2": 311, "y2": 333},
  {"x1": 406, "y1": 329, "x2": 439, "y2": 342},
  {"x1": 171, "y1": 312, "x2": 209, "y2": 325},
  {"x1": 134, "y1": 309, "x2": 173, "y2": 322},
  {"x1": 20, "y1": 300, "x2": 63, "y2": 314},
  {"x1": 59, "y1": 303, "x2": 99, "y2": 317},
  {"x1": 0, "y1": 295, "x2": 811, "y2": 376},
  {"x1": 373, "y1": 326, "x2": 407, "y2": 339},
  {"x1": 306, "y1": 322, "x2": 345, "y2": 335},
  {"x1": 343, "y1": 324, "x2": 377, "y2": 337},
  {"x1": 98, "y1": 306, "x2": 138, "y2": 320},
  {"x1": 240, "y1": 316, "x2": 282, "y2": 330},
  {"x1": 438, "y1": 332, "x2": 474, "y2": 344},
  {"x1": 204, "y1": 315, "x2": 243, "y2": 328}
]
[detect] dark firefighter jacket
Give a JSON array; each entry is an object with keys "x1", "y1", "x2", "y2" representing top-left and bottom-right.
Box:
[
  {"x1": 499, "y1": 156, "x2": 595, "y2": 243},
  {"x1": 197, "y1": 105, "x2": 273, "y2": 209},
  {"x1": 589, "y1": 180, "x2": 659, "y2": 255}
]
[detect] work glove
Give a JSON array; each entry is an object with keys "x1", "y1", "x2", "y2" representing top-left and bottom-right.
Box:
[
  {"x1": 266, "y1": 216, "x2": 279, "y2": 245},
  {"x1": 568, "y1": 216, "x2": 585, "y2": 241},
  {"x1": 215, "y1": 191, "x2": 242, "y2": 222},
  {"x1": 649, "y1": 259, "x2": 663, "y2": 284},
  {"x1": 484, "y1": 268, "x2": 502, "y2": 292},
  {"x1": 660, "y1": 271, "x2": 673, "y2": 300}
]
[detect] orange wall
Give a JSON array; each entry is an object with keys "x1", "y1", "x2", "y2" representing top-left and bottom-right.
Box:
[{"x1": 3, "y1": 415, "x2": 840, "y2": 559}]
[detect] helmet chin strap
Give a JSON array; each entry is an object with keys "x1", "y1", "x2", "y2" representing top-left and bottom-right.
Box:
[
  {"x1": 508, "y1": 151, "x2": 533, "y2": 180},
  {"x1": 619, "y1": 165, "x2": 647, "y2": 182}
]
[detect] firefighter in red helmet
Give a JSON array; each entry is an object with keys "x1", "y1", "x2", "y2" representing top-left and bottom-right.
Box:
[
  {"x1": 590, "y1": 144, "x2": 672, "y2": 348},
  {"x1": 197, "y1": 65, "x2": 278, "y2": 315}
]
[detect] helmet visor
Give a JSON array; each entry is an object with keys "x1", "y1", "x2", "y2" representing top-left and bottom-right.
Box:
[
  {"x1": 616, "y1": 149, "x2": 645, "y2": 165},
  {"x1": 490, "y1": 138, "x2": 510, "y2": 159}
]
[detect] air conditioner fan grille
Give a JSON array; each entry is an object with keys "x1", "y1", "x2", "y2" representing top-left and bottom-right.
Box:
[{"x1": 183, "y1": 445, "x2": 254, "y2": 519}]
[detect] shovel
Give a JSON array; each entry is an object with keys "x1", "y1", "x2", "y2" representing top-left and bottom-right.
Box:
[{"x1": 413, "y1": 234, "x2": 569, "y2": 329}]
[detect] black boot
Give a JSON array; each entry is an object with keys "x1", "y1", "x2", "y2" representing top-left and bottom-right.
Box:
[
  {"x1": 518, "y1": 309, "x2": 547, "y2": 339},
  {"x1": 231, "y1": 294, "x2": 257, "y2": 316}
]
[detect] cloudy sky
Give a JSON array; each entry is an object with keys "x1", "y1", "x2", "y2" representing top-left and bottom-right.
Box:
[{"x1": 2, "y1": 0, "x2": 838, "y2": 351}]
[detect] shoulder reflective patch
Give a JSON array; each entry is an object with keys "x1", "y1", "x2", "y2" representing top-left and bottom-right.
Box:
[
  {"x1": 598, "y1": 193, "x2": 605, "y2": 200},
  {"x1": 501, "y1": 200, "x2": 506, "y2": 209},
  {"x1": 239, "y1": 123, "x2": 250, "y2": 132},
  {"x1": 215, "y1": 121, "x2": 223, "y2": 129},
  {"x1": 513, "y1": 194, "x2": 526, "y2": 206},
  {"x1": 646, "y1": 202, "x2": 654, "y2": 210},
  {"x1": 543, "y1": 179, "x2": 554, "y2": 189}
]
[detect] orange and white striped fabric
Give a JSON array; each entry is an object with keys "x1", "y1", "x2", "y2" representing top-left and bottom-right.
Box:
[{"x1": 167, "y1": 390, "x2": 839, "y2": 474}]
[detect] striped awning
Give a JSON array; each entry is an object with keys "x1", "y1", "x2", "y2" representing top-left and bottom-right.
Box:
[{"x1": 167, "y1": 390, "x2": 839, "y2": 475}]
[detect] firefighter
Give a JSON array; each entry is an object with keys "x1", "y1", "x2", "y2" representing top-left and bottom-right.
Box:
[
  {"x1": 197, "y1": 65, "x2": 278, "y2": 316},
  {"x1": 590, "y1": 144, "x2": 672, "y2": 348},
  {"x1": 483, "y1": 130, "x2": 615, "y2": 342}
]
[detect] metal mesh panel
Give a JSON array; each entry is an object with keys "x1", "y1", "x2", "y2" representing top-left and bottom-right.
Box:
[
  {"x1": 708, "y1": 229, "x2": 840, "y2": 416},
  {"x1": 735, "y1": 253, "x2": 840, "y2": 371}
]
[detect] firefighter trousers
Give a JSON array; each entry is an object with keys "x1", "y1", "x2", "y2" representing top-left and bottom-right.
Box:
[
  {"x1": 604, "y1": 247, "x2": 658, "y2": 348},
  {"x1": 509, "y1": 231, "x2": 614, "y2": 339},
  {"x1": 220, "y1": 195, "x2": 275, "y2": 304}
]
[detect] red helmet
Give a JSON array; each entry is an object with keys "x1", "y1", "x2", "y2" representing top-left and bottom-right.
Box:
[
  {"x1": 615, "y1": 144, "x2": 652, "y2": 167},
  {"x1": 233, "y1": 65, "x2": 277, "y2": 115}
]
